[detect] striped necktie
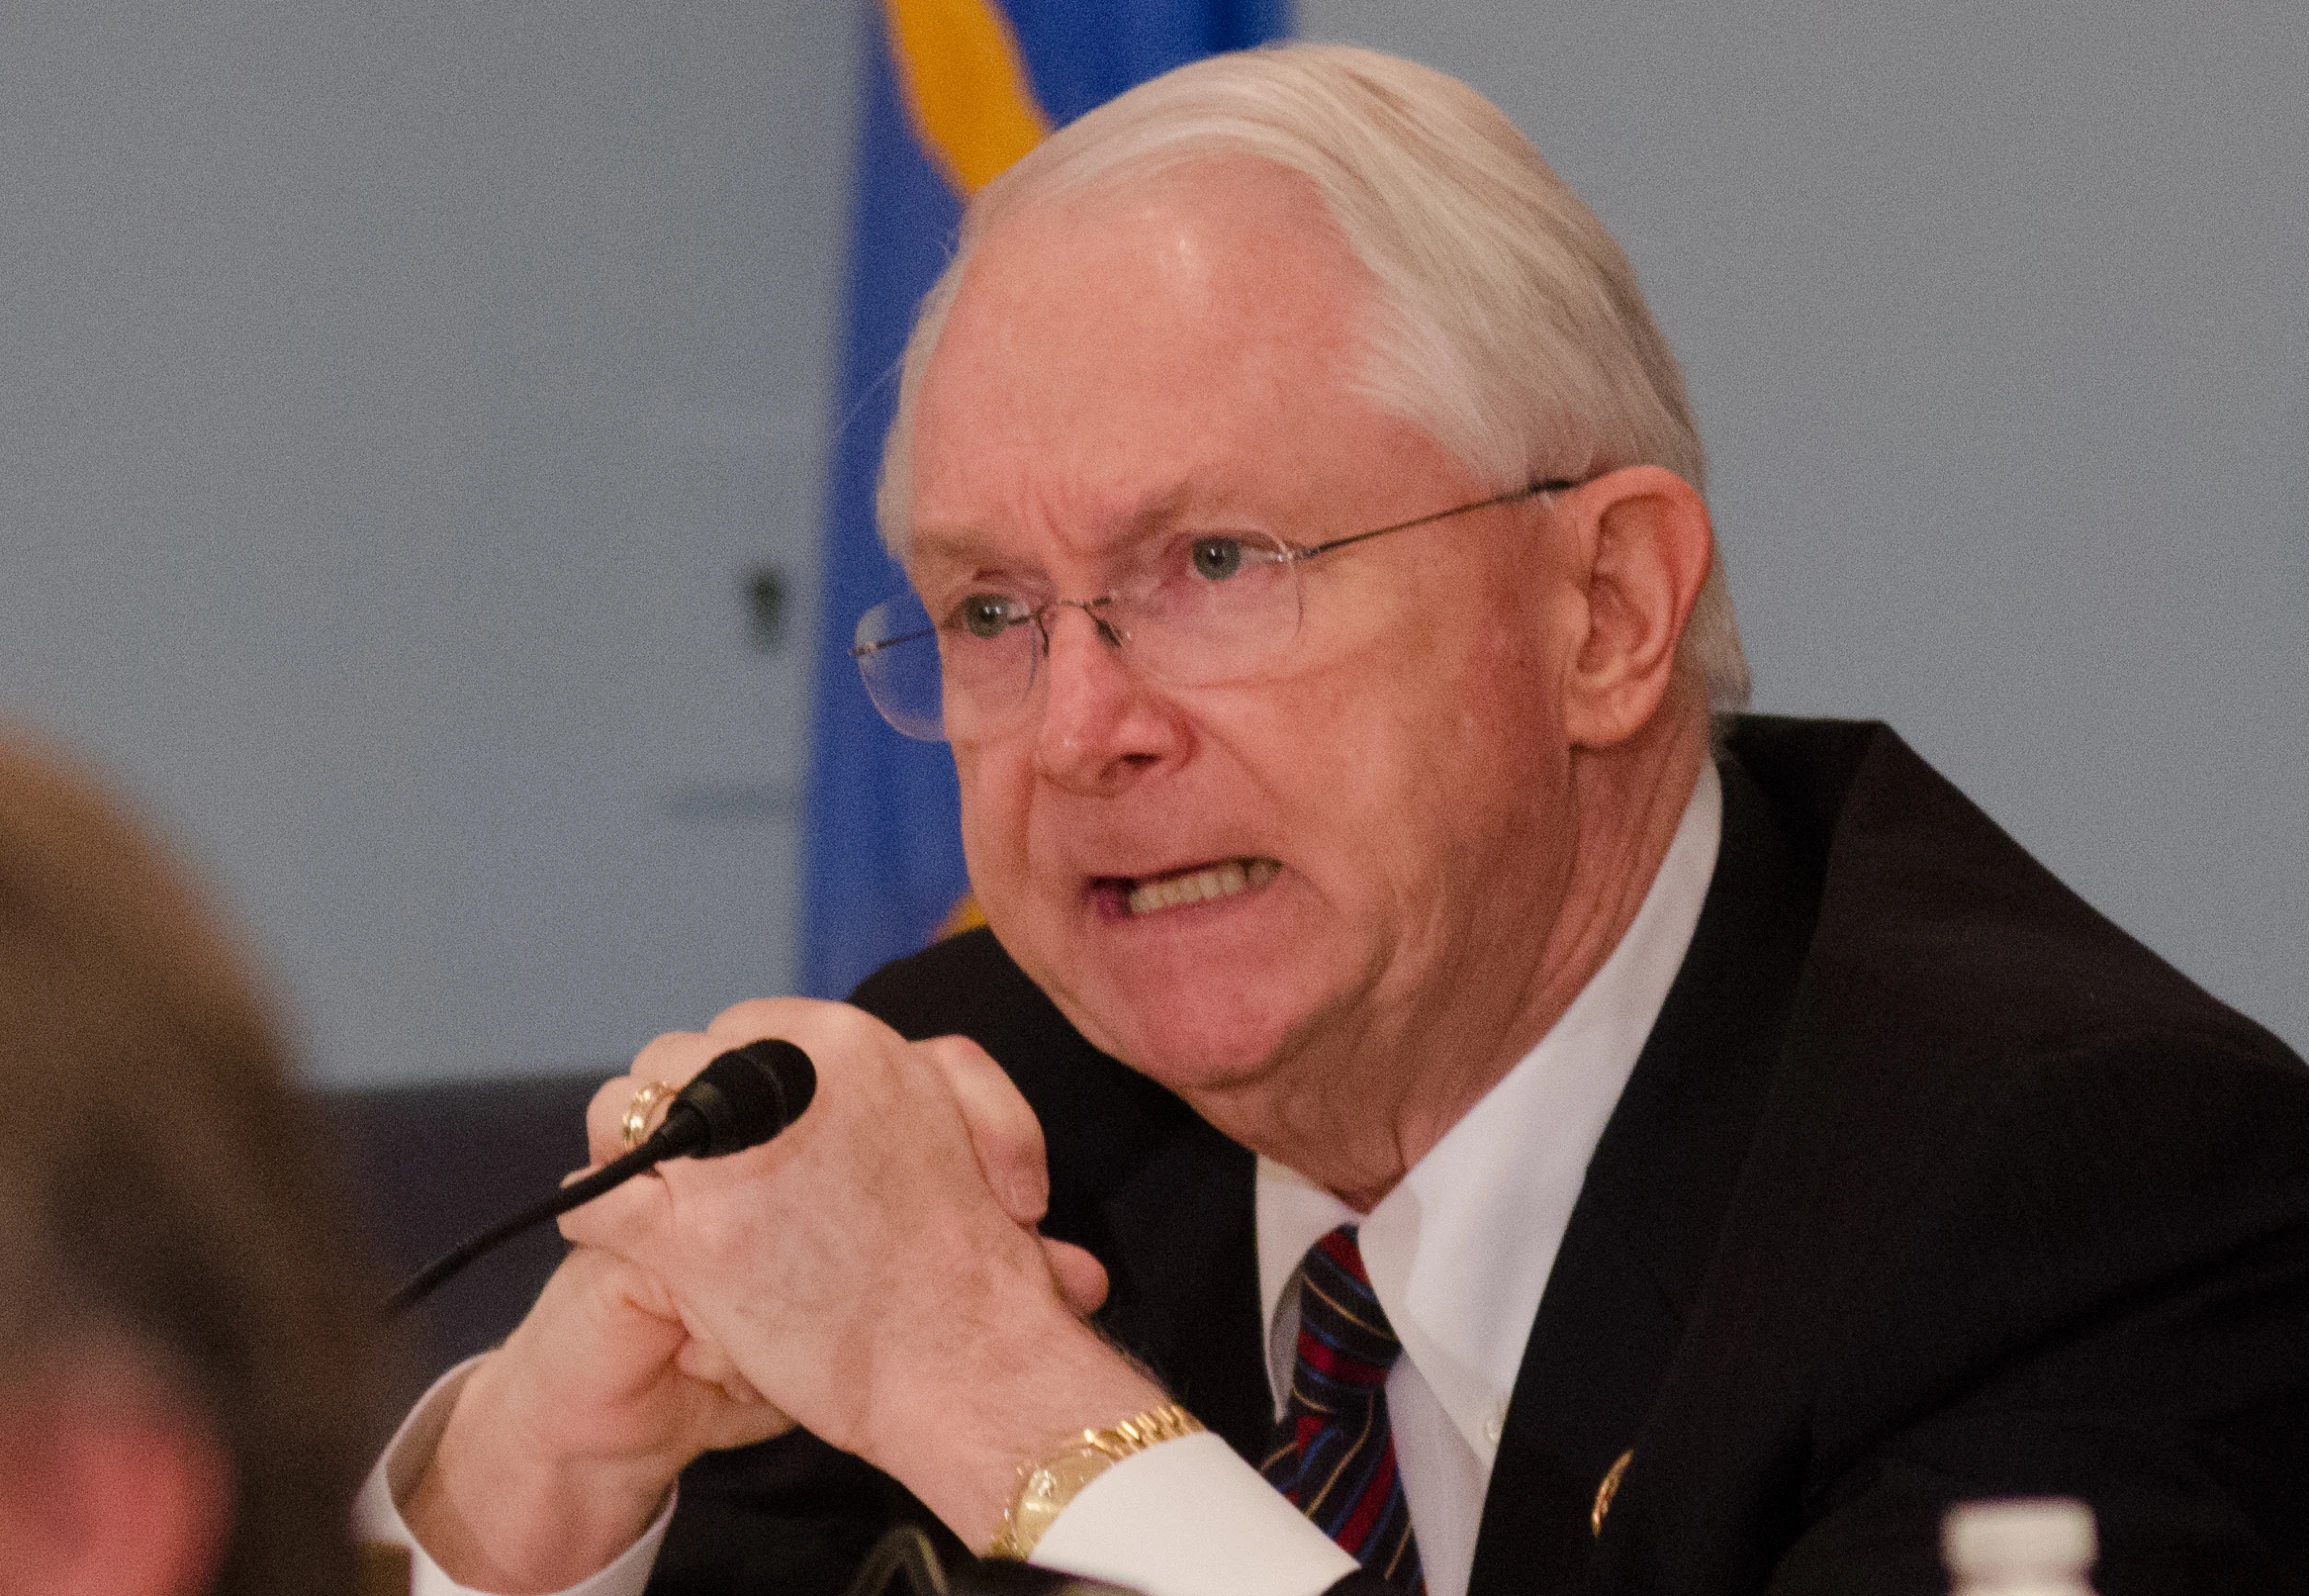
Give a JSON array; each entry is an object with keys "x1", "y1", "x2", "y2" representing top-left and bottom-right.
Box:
[{"x1": 1260, "y1": 1225, "x2": 1425, "y2": 1593}]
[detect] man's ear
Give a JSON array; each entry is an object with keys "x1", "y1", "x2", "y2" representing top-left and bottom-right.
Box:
[
  {"x1": 0, "y1": 1393, "x2": 233, "y2": 1596},
  {"x1": 1555, "y1": 465, "x2": 1715, "y2": 749}
]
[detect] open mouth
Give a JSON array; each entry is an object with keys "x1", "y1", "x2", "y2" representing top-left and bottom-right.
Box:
[{"x1": 1105, "y1": 857, "x2": 1281, "y2": 918}]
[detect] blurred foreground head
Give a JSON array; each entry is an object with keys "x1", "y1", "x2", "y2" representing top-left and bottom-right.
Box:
[{"x1": 0, "y1": 732, "x2": 385, "y2": 1595}]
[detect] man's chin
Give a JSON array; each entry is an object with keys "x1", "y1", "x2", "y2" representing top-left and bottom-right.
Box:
[
  {"x1": 985, "y1": 883, "x2": 1336, "y2": 1092},
  {"x1": 1038, "y1": 963, "x2": 1306, "y2": 1099}
]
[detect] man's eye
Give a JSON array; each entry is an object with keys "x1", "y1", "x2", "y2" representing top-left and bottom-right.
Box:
[
  {"x1": 1189, "y1": 537, "x2": 1246, "y2": 581},
  {"x1": 953, "y1": 594, "x2": 1022, "y2": 640}
]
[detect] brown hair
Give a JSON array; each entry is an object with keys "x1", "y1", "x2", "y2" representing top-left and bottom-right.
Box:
[{"x1": 0, "y1": 728, "x2": 388, "y2": 1594}]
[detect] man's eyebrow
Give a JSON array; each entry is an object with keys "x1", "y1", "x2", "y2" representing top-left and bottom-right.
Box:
[
  {"x1": 907, "y1": 483, "x2": 1246, "y2": 570},
  {"x1": 905, "y1": 525, "x2": 996, "y2": 568},
  {"x1": 905, "y1": 525, "x2": 1046, "y2": 583}
]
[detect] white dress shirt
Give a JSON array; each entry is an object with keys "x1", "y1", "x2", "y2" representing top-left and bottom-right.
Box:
[{"x1": 362, "y1": 765, "x2": 1722, "y2": 1596}]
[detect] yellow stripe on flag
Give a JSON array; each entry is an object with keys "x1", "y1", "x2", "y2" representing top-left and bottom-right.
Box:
[
  {"x1": 884, "y1": 0, "x2": 1050, "y2": 195},
  {"x1": 937, "y1": 891, "x2": 989, "y2": 940}
]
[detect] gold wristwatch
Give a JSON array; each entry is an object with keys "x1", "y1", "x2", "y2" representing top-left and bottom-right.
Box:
[{"x1": 987, "y1": 1403, "x2": 1205, "y2": 1560}]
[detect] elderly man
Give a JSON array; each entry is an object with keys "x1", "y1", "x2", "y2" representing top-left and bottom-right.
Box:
[{"x1": 369, "y1": 44, "x2": 2309, "y2": 1596}]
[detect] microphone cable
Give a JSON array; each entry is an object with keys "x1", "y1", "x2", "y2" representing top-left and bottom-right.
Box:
[{"x1": 383, "y1": 1038, "x2": 815, "y2": 1319}]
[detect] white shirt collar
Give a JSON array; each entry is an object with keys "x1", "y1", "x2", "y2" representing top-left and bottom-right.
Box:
[{"x1": 1254, "y1": 760, "x2": 1723, "y2": 1464}]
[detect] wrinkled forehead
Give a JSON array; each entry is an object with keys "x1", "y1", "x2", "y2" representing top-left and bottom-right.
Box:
[{"x1": 905, "y1": 159, "x2": 1388, "y2": 570}]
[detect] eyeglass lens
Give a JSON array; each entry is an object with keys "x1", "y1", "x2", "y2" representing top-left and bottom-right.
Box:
[{"x1": 854, "y1": 531, "x2": 1305, "y2": 741}]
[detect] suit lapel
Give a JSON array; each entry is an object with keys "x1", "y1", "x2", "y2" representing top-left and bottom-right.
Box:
[
  {"x1": 1095, "y1": 1121, "x2": 1273, "y2": 1460},
  {"x1": 1468, "y1": 753, "x2": 1823, "y2": 1596}
]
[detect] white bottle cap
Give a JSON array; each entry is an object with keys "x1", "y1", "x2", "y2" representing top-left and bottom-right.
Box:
[{"x1": 1943, "y1": 1498, "x2": 2097, "y2": 1580}]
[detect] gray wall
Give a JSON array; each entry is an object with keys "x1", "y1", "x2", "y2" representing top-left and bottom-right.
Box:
[
  {"x1": 2, "y1": 2, "x2": 2300, "y2": 1085},
  {"x1": 2, "y1": 2, "x2": 855, "y2": 1082}
]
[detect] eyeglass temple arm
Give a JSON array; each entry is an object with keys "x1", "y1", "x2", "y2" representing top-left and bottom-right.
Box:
[
  {"x1": 851, "y1": 623, "x2": 936, "y2": 660},
  {"x1": 1292, "y1": 476, "x2": 1582, "y2": 562}
]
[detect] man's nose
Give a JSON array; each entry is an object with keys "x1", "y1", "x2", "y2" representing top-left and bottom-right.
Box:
[{"x1": 1030, "y1": 604, "x2": 1183, "y2": 792}]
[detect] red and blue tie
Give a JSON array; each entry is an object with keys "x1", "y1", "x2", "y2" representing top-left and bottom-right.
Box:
[{"x1": 1261, "y1": 1225, "x2": 1425, "y2": 1593}]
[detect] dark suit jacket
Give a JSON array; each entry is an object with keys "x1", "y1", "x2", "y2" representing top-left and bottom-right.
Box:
[{"x1": 648, "y1": 718, "x2": 2309, "y2": 1596}]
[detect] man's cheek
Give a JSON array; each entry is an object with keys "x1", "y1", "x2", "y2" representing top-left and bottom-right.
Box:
[
  {"x1": 951, "y1": 749, "x2": 1007, "y2": 864},
  {"x1": 955, "y1": 771, "x2": 1036, "y2": 934}
]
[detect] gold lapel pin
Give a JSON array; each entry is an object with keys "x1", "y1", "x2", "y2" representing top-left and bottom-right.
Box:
[{"x1": 1591, "y1": 1449, "x2": 1633, "y2": 1537}]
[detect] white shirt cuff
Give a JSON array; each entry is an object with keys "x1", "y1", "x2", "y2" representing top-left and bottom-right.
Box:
[
  {"x1": 353, "y1": 1358, "x2": 676, "y2": 1596},
  {"x1": 1032, "y1": 1431, "x2": 1358, "y2": 1596}
]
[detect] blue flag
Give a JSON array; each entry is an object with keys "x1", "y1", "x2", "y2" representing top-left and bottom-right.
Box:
[{"x1": 802, "y1": 0, "x2": 1292, "y2": 1000}]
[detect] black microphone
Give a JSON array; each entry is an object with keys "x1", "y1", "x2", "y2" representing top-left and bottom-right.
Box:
[{"x1": 383, "y1": 1039, "x2": 817, "y2": 1319}]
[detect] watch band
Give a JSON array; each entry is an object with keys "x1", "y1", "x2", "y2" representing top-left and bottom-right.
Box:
[{"x1": 987, "y1": 1402, "x2": 1206, "y2": 1560}]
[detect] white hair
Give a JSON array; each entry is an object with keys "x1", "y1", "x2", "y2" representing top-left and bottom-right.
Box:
[{"x1": 878, "y1": 42, "x2": 1750, "y2": 710}]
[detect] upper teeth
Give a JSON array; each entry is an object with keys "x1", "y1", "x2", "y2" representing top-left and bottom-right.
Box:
[{"x1": 1127, "y1": 857, "x2": 1279, "y2": 916}]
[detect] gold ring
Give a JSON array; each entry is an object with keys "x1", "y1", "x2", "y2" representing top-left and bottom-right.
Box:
[{"x1": 621, "y1": 1080, "x2": 679, "y2": 1150}]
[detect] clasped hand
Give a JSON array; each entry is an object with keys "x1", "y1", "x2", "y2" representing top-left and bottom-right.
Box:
[
  {"x1": 408, "y1": 999, "x2": 1133, "y2": 1593},
  {"x1": 565, "y1": 998, "x2": 1112, "y2": 1455}
]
